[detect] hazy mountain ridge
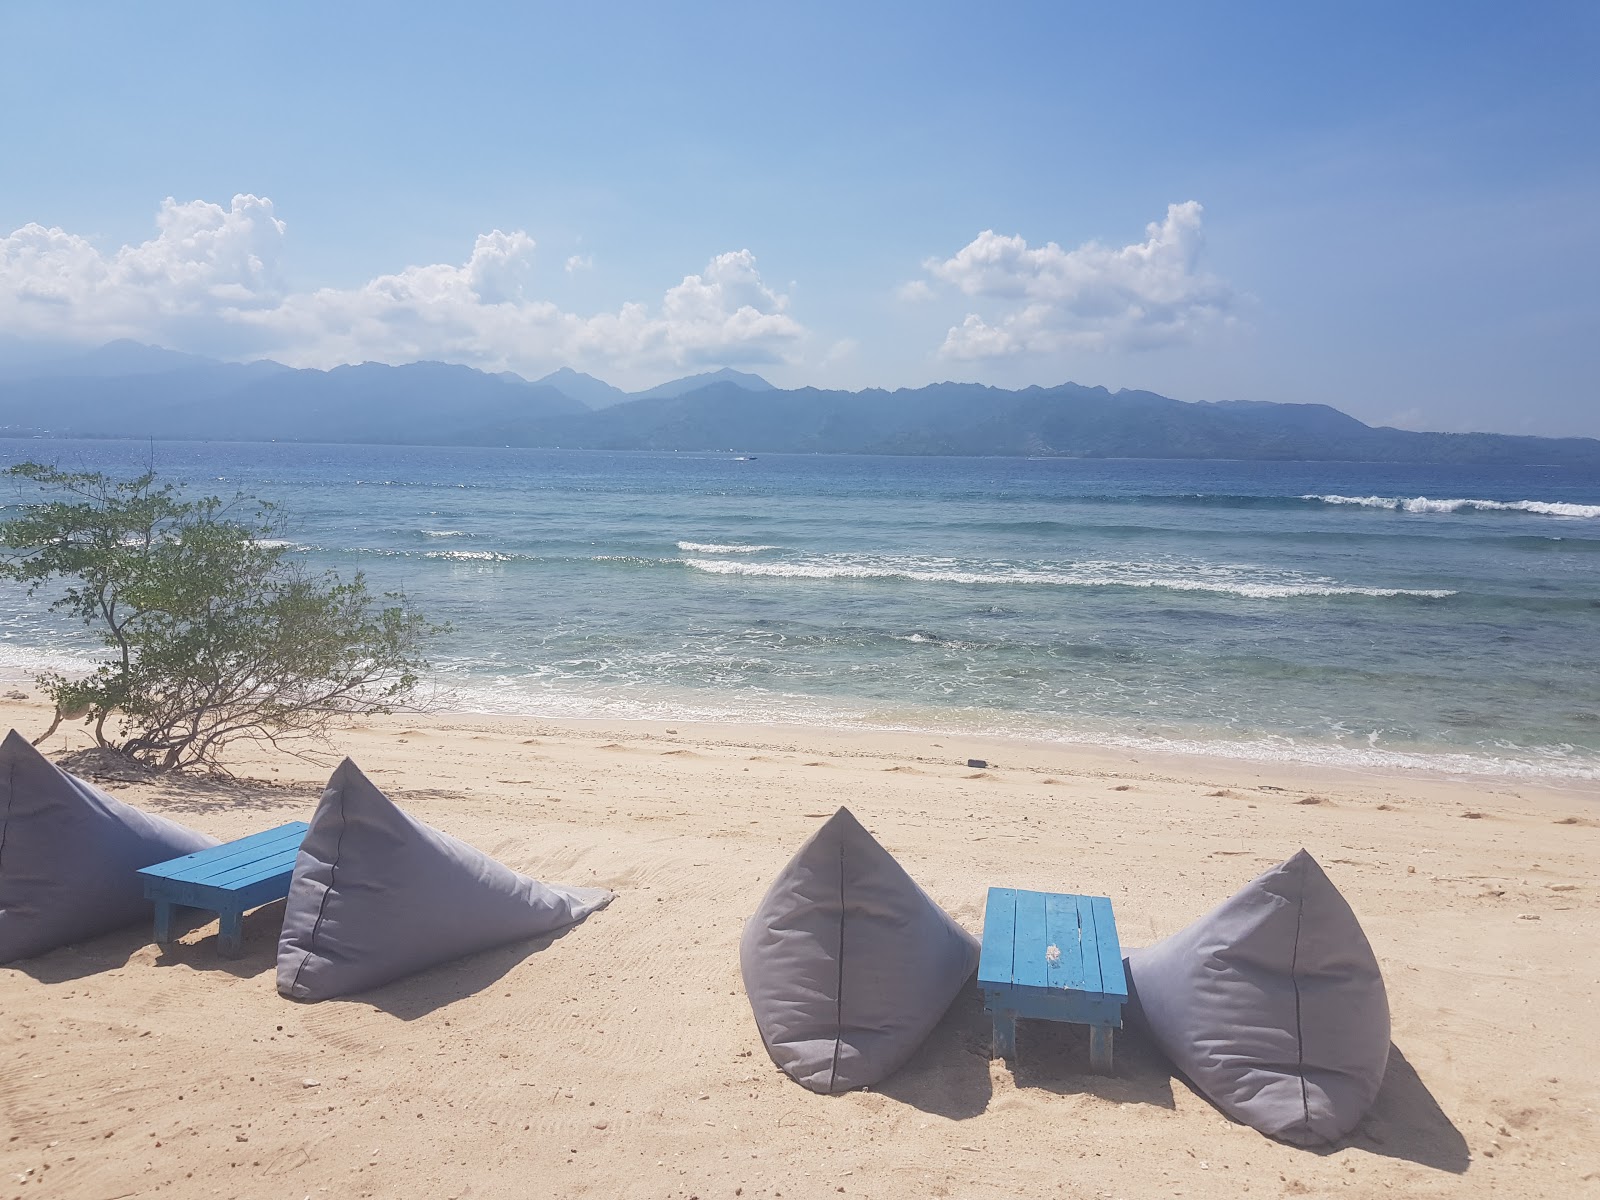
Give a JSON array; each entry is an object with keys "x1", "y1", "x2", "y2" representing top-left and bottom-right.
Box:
[{"x1": 0, "y1": 342, "x2": 1596, "y2": 465}]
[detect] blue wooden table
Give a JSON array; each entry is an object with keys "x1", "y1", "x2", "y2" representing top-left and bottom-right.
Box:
[
  {"x1": 137, "y1": 821, "x2": 309, "y2": 957},
  {"x1": 978, "y1": 887, "x2": 1128, "y2": 1072}
]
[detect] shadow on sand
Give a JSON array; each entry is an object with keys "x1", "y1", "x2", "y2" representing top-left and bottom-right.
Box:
[
  {"x1": 875, "y1": 978, "x2": 1176, "y2": 1120},
  {"x1": 1344, "y1": 1045, "x2": 1470, "y2": 1173},
  {"x1": 338, "y1": 918, "x2": 593, "y2": 1020},
  {"x1": 1140, "y1": 1034, "x2": 1470, "y2": 1171},
  {"x1": 8, "y1": 900, "x2": 287, "y2": 983},
  {"x1": 12, "y1": 899, "x2": 603, "y2": 1019},
  {"x1": 1121, "y1": 962, "x2": 1469, "y2": 1171},
  {"x1": 149, "y1": 899, "x2": 288, "y2": 979},
  {"x1": 882, "y1": 980, "x2": 1468, "y2": 1172}
]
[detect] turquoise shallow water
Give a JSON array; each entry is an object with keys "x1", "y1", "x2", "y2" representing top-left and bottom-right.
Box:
[{"x1": 2, "y1": 438, "x2": 1598, "y2": 780}]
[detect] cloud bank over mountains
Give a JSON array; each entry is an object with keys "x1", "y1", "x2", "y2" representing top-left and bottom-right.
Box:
[
  {"x1": 1, "y1": 195, "x2": 1231, "y2": 378},
  {"x1": 919, "y1": 202, "x2": 1236, "y2": 358},
  {"x1": 0, "y1": 195, "x2": 806, "y2": 377}
]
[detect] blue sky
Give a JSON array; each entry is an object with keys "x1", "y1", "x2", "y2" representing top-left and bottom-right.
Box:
[{"x1": 2, "y1": 1, "x2": 1596, "y2": 435}]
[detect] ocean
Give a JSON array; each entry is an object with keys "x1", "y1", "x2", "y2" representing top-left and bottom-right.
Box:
[{"x1": 1, "y1": 438, "x2": 1597, "y2": 782}]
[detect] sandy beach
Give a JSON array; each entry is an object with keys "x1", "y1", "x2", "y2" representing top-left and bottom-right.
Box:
[{"x1": 2, "y1": 696, "x2": 1596, "y2": 1199}]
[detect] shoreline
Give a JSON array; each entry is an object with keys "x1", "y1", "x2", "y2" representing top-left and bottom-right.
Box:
[{"x1": 5, "y1": 644, "x2": 1597, "y2": 785}]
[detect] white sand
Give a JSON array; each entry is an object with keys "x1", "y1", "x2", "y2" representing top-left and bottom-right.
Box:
[{"x1": 2, "y1": 698, "x2": 1597, "y2": 1199}]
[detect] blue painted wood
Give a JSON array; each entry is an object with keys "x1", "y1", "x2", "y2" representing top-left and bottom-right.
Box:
[
  {"x1": 140, "y1": 823, "x2": 307, "y2": 881},
  {"x1": 1074, "y1": 894, "x2": 1101, "y2": 992},
  {"x1": 1089, "y1": 1024, "x2": 1114, "y2": 1072},
  {"x1": 218, "y1": 907, "x2": 245, "y2": 957},
  {"x1": 1088, "y1": 894, "x2": 1128, "y2": 1000},
  {"x1": 143, "y1": 823, "x2": 308, "y2": 886},
  {"x1": 979, "y1": 886, "x2": 1128, "y2": 1073},
  {"x1": 1011, "y1": 890, "x2": 1049, "y2": 990},
  {"x1": 138, "y1": 821, "x2": 309, "y2": 956},
  {"x1": 152, "y1": 899, "x2": 173, "y2": 944},
  {"x1": 991, "y1": 1011, "x2": 1017, "y2": 1059},
  {"x1": 1045, "y1": 893, "x2": 1090, "y2": 994},
  {"x1": 990, "y1": 989, "x2": 1124, "y2": 1025},
  {"x1": 977, "y1": 887, "x2": 1018, "y2": 988}
]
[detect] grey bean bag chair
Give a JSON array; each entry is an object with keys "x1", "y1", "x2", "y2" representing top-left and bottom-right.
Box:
[
  {"x1": 1127, "y1": 849, "x2": 1390, "y2": 1145},
  {"x1": 0, "y1": 729, "x2": 217, "y2": 963},
  {"x1": 740, "y1": 806, "x2": 979, "y2": 1093},
  {"x1": 278, "y1": 758, "x2": 612, "y2": 1001}
]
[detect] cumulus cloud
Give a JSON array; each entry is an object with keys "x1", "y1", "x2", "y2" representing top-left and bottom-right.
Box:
[
  {"x1": 0, "y1": 194, "x2": 286, "y2": 350},
  {"x1": 0, "y1": 197, "x2": 804, "y2": 375},
  {"x1": 917, "y1": 202, "x2": 1234, "y2": 358},
  {"x1": 564, "y1": 253, "x2": 593, "y2": 273}
]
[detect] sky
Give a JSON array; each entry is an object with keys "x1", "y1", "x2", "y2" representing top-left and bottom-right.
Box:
[{"x1": 1, "y1": 2, "x2": 1597, "y2": 436}]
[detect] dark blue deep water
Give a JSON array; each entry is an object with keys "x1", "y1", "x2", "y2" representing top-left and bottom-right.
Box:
[{"x1": 3, "y1": 439, "x2": 1598, "y2": 780}]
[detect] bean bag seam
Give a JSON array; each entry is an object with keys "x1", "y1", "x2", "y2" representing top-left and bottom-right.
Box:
[
  {"x1": 828, "y1": 838, "x2": 846, "y2": 1094},
  {"x1": 1288, "y1": 864, "x2": 1310, "y2": 1134}
]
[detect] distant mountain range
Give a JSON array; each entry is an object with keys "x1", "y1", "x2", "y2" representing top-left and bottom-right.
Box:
[{"x1": 1, "y1": 340, "x2": 1597, "y2": 466}]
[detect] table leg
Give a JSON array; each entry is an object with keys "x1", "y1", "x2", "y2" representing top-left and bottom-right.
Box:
[
  {"x1": 218, "y1": 907, "x2": 245, "y2": 957},
  {"x1": 992, "y1": 1011, "x2": 1017, "y2": 1060},
  {"x1": 1089, "y1": 1025, "x2": 1114, "y2": 1073},
  {"x1": 152, "y1": 899, "x2": 174, "y2": 945}
]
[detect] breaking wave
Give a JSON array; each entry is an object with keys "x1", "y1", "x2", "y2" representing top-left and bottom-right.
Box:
[
  {"x1": 680, "y1": 555, "x2": 1454, "y2": 599},
  {"x1": 1304, "y1": 494, "x2": 1600, "y2": 519},
  {"x1": 675, "y1": 541, "x2": 778, "y2": 554},
  {"x1": 424, "y1": 549, "x2": 522, "y2": 562}
]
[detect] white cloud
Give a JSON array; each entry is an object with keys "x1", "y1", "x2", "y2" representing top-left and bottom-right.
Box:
[
  {"x1": 0, "y1": 197, "x2": 804, "y2": 375},
  {"x1": 895, "y1": 279, "x2": 935, "y2": 303},
  {"x1": 564, "y1": 253, "x2": 593, "y2": 273},
  {"x1": 921, "y1": 202, "x2": 1235, "y2": 358},
  {"x1": 0, "y1": 195, "x2": 286, "y2": 349}
]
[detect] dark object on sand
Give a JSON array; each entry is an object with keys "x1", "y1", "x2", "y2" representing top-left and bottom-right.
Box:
[{"x1": 966, "y1": 758, "x2": 987, "y2": 769}]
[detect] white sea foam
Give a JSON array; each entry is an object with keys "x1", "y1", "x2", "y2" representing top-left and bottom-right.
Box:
[
  {"x1": 680, "y1": 556, "x2": 1454, "y2": 599},
  {"x1": 1082, "y1": 729, "x2": 1597, "y2": 781},
  {"x1": 433, "y1": 671, "x2": 1597, "y2": 782},
  {"x1": 675, "y1": 541, "x2": 777, "y2": 554},
  {"x1": 1305, "y1": 494, "x2": 1600, "y2": 519},
  {"x1": 0, "y1": 641, "x2": 101, "y2": 683},
  {"x1": 424, "y1": 549, "x2": 519, "y2": 562},
  {"x1": 421, "y1": 529, "x2": 469, "y2": 538}
]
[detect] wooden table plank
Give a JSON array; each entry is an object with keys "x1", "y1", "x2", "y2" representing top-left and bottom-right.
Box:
[
  {"x1": 978, "y1": 887, "x2": 1018, "y2": 987},
  {"x1": 141, "y1": 823, "x2": 308, "y2": 883},
  {"x1": 1089, "y1": 894, "x2": 1128, "y2": 1000},
  {"x1": 188, "y1": 851, "x2": 302, "y2": 891},
  {"x1": 1044, "y1": 892, "x2": 1089, "y2": 993},
  {"x1": 1074, "y1": 894, "x2": 1103, "y2": 993},
  {"x1": 1011, "y1": 889, "x2": 1049, "y2": 990}
]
